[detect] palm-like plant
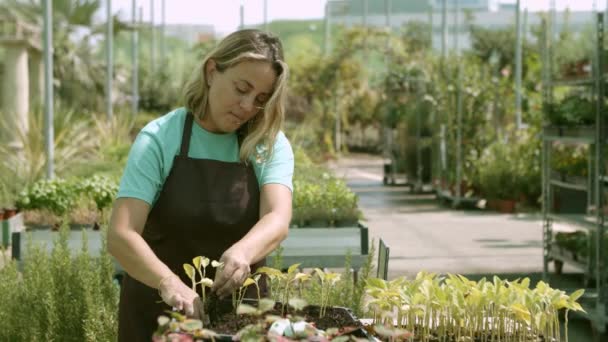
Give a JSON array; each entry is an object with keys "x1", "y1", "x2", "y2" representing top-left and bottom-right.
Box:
[
  {"x1": 0, "y1": 108, "x2": 97, "y2": 197},
  {"x1": 2, "y1": 0, "x2": 129, "y2": 111}
]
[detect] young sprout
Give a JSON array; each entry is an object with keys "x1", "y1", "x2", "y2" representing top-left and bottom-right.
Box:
[
  {"x1": 257, "y1": 264, "x2": 309, "y2": 315},
  {"x1": 255, "y1": 266, "x2": 283, "y2": 301},
  {"x1": 233, "y1": 275, "x2": 259, "y2": 312},
  {"x1": 183, "y1": 256, "x2": 223, "y2": 319},
  {"x1": 314, "y1": 268, "x2": 342, "y2": 318}
]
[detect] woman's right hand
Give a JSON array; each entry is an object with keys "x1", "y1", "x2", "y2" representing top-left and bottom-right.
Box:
[{"x1": 158, "y1": 274, "x2": 202, "y2": 319}]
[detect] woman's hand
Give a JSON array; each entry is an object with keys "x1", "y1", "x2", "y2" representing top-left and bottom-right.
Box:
[
  {"x1": 158, "y1": 274, "x2": 202, "y2": 319},
  {"x1": 211, "y1": 247, "x2": 251, "y2": 298}
]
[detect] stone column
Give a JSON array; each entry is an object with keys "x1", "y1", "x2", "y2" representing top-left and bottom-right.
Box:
[
  {"x1": 2, "y1": 43, "x2": 29, "y2": 143},
  {"x1": 29, "y1": 50, "x2": 44, "y2": 110}
]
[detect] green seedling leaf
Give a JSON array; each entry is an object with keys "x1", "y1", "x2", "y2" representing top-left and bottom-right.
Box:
[
  {"x1": 521, "y1": 277, "x2": 531, "y2": 289},
  {"x1": 210, "y1": 260, "x2": 222, "y2": 268},
  {"x1": 570, "y1": 288, "x2": 585, "y2": 301},
  {"x1": 294, "y1": 273, "x2": 310, "y2": 281},
  {"x1": 259, "y1": 298, "x2": 276, "y2": 313},
  {"x1": 157, "y1": 315, "x2": 170, "y2": 326},
  {"x1": 256, "y1": 266, "x2": 282, "y2": 277},
  {"x1": 287, "y1": 263, "x2": 301, "y2": 274},
  {"x1": 202, "y1": 257, "x2": 210, "y2": 268},
  {"x1": 366, "y1": 278, "x2": 388, "y2": 290},
  {"x1": 183, "y1": 264, "x2": 195, "y2": 279},
  {"x1": 180, "y1": 319, "x2": 203, "y2": 332},
  {"x1": 288, "y1": 298, "x2": 308, "y2": 311},
  {"x1": 510, "y1": 303, "x2": 531, "y2": 324},
  {"x1": 242, "y1": 277, "x2": 255, "y2": 287},
  {"x1": 193, "y1": 256, "x2": 203, "y2": 270},
  {"x1": 236, "y1": 304, "x2": 258, "y2": 315},
  {"x1": 570, "y1": 302, "x2": 585, "y2": 312}
]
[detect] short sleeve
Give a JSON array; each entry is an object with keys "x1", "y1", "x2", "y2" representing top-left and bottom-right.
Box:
[
  {"x1": 117, "y1": 131, "x2": 165, "y2": 205},
  {"x1": 255, "y1": 132, "x2": 294, "y2": 192}
]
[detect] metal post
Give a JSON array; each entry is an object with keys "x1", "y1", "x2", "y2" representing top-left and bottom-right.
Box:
[
  {"x1": 441, "y1": 0, "x2": 447, "y2": 61},
  {"x1": 514, "y1": 0, "x2": 523, "y2": 129},
  {"x1": 335, "y1": 91, "x2": 341, "y2": 154},
  {"x1": 363, "y1": 0, "x2": 368, "y2": 65},
  {"x1": 240, "y1": 2, "x2": 245, "y2": 30},
  {"x1": 43, "y1": 0, "x2": 54, "y2": 179},
  {"x1": 324, "y1": 1, "x2": 331, "y2": 56},
  {"x1": 593, "y1": 11, "x2": 604, "y2": 320},
  {"x1": 455, "y1": 0, "x2": 463, "y2": 205},
  {"x1": 541, "y1": 18, "x2": 549, "y2": 280},
  {"x1": 428, "y1": 2, "x2": 433, "y2": 49},
  {"x1": 264, "y1": 0, "x2": 268, "y2": 32},
  {"x1": 550, "y1": 0, "x2": 556, "y2": 41},
  {"x1": 132, "y1": 0, "x2": 139, "y2": 118},
  {"x1": 160, "y1": 0, "x2": 165, "y2": 63},
  {"x1": 438, "y1": 0, "x2": 447, "y2": 190},
  {"x1": 382, "y1": 0, "x2": 392, "y2": 172},
  {"x1": 106, "y1": 0, "x2": 113, "y2": 121},
  {"x1": 385, "y1": 0, "x2": 391, "y2": 31},
  {"x1": 150, "y1": 0, "x2": 155, "y2": 73}
]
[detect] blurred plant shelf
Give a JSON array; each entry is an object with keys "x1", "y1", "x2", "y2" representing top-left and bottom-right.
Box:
[{"x1": 1, "y1": 210, "x2": 25, "y2": 251}]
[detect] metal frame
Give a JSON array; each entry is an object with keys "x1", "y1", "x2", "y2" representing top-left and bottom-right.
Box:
[{"x1": 541, "y1": 11, "x2": 607, "y2": 334}]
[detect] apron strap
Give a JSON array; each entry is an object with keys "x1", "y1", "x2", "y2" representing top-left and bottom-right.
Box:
[{"x1": 180, "y1": 112, "x2": 195, "y2": 157}]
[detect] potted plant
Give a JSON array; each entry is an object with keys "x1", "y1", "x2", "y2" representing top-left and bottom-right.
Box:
[{"x1": 476, "y1": 140, "x2": 519, "y2": 213}]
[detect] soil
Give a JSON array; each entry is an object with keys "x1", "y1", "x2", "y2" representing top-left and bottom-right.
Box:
[{"x1": 204, "y1": 297, "x2": 362, "y2": 336}]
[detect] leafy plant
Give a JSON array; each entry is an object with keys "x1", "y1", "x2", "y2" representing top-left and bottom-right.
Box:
[
  {"x1": 15, "y1": 178, "x2": 79, "y2": 217},
  {"x1": 232, "y1": 275, "x2": 260, "y2": 312},
  {"x1": 76, "y1": 174, "x2": 118, "y2": 212},
  {"x1": 364, "y1": 272, "x2": 585, "y2": 341},
  {"x1": 257, "y1": 263, "x2": 308, "y2": 315},
  {"x1": 0, "y1": 223, "x2": 119, "y2": 341},
  {"x1": 183, "y1": 256, "x2": 222, "y2": 314},
  {"x1": 313, "y1": 268, "x2": 342, "y2": 318}
]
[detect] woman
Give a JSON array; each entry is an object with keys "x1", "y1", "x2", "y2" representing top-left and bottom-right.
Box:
[{"x1": 108, "y1": 29, "x2": 293, "y2": 341}]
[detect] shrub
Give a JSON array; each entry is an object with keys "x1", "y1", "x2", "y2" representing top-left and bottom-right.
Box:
[{"x1": 0, "y1": 224, "x2": 119, "y2": 341}]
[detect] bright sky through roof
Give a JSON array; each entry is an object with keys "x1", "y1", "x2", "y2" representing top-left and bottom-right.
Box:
[{"x1": 111, "y1": 0, "x2": 601, "y2": 36}]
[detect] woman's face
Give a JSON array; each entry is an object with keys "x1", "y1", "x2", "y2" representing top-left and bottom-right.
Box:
[{"x1": 203, "y1": 59, "x2": 277, "y2": 133}]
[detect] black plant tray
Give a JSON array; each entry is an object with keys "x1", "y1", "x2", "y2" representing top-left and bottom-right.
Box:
[{"x1": 158, "y1": 298, "x2": 374, "y2": 341}]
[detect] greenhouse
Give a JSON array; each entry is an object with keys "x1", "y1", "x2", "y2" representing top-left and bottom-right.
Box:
[{"x1": 0, "y1": 0, "x2": 607, "y2": 341}]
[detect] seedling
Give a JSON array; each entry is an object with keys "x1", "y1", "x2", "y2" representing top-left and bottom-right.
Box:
[
  {"x1": 314, "y1": 268, "x2": 342, "y2": 318},
  {"x1": 183, "y1": 256, "x2": 223, "y2": 318}
]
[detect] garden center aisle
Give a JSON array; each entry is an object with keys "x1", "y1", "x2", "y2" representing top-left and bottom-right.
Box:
[
  {"x1": 326, "y1": 153, "x2": 575, "y2": 280},
  {"x1": 327, "y1": 153, "x2": 601, "y2": 341}
]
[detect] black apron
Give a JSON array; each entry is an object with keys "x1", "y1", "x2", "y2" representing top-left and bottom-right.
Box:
[{"x1": 118, "y1": 112, "x2": 264, "y2": 341}]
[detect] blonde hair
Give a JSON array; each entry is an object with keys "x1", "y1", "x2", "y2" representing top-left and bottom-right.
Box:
[{"x1": 183, "y1": 29, "x2": 288, "y2": 163}]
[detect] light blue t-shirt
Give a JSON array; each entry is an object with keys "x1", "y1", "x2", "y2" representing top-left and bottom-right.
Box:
[{"x1": 117, "y1": 107, "x2": 294, "y2": 206}]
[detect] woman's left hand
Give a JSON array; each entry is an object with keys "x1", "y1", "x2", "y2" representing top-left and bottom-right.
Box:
[{"x1": 211, "y1": 246, "x2": 251, "y2": 298}]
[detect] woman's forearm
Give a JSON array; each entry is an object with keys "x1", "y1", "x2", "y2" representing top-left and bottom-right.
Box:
[
  {"x1": 234, "y1": 211, "x2": 289, "y2": 264},
  {"x1": 108, "y1": 229, "x2": 175, "y2": 289}
]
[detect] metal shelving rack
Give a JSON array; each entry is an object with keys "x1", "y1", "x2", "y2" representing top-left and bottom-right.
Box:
[{"x1": 541, "y1": 10, "x2": 607, "y2": 334}]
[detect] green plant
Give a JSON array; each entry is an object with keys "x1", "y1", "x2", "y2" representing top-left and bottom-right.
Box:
[
  {"x1": 0, "y1": 223, "x2": 119, "y2": 341},
  {"x1": 256, "y1": 263, "x2": 308, "y2": 315},
  {"x1": 364, "y1": 272, "x2": 585, "y2": 341},
  {"x1": 313, "y1": 268, "x2": 342, "y2": 318},
  {"x1": 16, "y1": 178, "x2": 79, "y2": 217},
  {"x1": 76, "y1": 174, "x2": 119, "y2": 212},
  {"x1": 232, "y1": 275, "x2": 260, "y2": 311},
  {"x1": 475, "y1": 139, "x2": 519, "y2": 201},
  {"x1": 547, "y1": 91, "x2": 597, "y2": 126},
  {"x1": 183, "y1": 256, "x2": 222, "y2": 313}
]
